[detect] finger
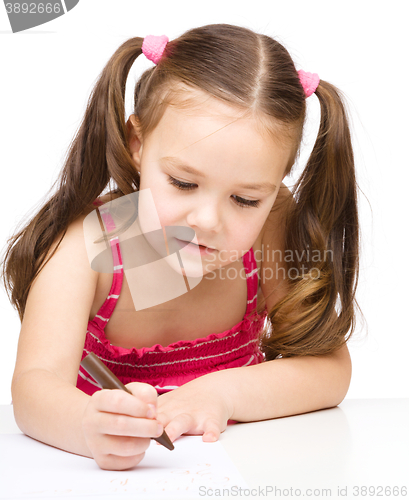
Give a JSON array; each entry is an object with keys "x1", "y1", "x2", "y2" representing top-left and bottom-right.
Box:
[
  {"x1": 100, "y1": 434, "x2": 151, "y2": 458},
  {"x1": 97, "y1": 413, "x2": 164, "y2": 439},
  {"x1": 96, "y1": 451, "x2": 146, "y2": 471},
  {"x1": 125, "y1": 382, "x2": 158, "y2": 405},
  {"x1": 163, "y1": 413, "x2": 194, "y2": 443},
  {"x1": 93, "y1": 389, "x2": 154, "y2": 419},
  {"x1": 202, "y1": 418, "x2": 222, "y2": 442}
]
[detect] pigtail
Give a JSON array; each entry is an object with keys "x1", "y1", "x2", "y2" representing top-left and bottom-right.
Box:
[
  {"x1": 1, "y1": 38, "x2": 144, "y2": 321},
  {"x1": 261, "y1": 80, "x2": 360, "y2": 359}
]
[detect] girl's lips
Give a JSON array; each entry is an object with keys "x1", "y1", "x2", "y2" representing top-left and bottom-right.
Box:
[{"x1": 174, "y1": 238, "x2": 217, "y2": 255}]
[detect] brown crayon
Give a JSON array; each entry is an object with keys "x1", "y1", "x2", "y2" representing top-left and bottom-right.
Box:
[{"x1": 80, "y1": 352, "x2": 174, "y2": 451}]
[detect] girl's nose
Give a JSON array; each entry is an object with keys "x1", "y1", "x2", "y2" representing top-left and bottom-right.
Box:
[{"x1": 186, "y1": 199, "x2": 222, "y2": 233}]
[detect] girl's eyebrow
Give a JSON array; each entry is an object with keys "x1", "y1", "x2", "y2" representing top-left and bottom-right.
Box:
[{"x1": 160, "y1": 156, "x2": 277, "y2": 193}]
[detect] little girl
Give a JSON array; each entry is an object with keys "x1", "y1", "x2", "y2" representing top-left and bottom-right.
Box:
[{"x1": 2, "y1": 24, "x2": 359, "y2": 471}]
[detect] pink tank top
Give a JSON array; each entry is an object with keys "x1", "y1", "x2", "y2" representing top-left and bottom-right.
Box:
[{"x1": 77, "y1": 199, "x2": 268, "y2": 396}]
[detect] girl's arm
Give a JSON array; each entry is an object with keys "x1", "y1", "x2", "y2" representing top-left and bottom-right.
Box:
[
  {"x1": 213, "y1": 342, "x2": 351, "y2": 422},
  {"x1": 11, "y1": 215, "x2": 162, "y2": 470}
]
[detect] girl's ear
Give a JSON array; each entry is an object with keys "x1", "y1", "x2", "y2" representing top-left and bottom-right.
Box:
[{"x1": 126, "y1": 114, "x2": 143, "y2": 166}]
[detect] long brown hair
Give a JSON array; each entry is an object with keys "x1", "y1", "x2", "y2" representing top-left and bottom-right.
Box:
[{"x1": 1, "y1": 24, "x2": 360, "y2": 359}]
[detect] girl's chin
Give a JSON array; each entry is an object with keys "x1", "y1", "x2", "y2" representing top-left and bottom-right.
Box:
[
  {"x1": 164, "y1": 258, "x2": 218, "y2": 280},
  {"x1": 181, "y1": 264, "x2": 217, "y2": 278}
]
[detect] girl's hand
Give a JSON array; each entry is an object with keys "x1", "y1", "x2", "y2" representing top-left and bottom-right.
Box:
[
  {"x1": 156, "y1": 373, "x2": 234, "y2": 443},
  {"x1": 81, "y1": 382, "x2": 164, "y2": 470}
]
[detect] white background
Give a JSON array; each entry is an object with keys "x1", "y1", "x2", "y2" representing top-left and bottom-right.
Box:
[{"x1": 0, "y1": 0, "x2": 408, "y2": 404}]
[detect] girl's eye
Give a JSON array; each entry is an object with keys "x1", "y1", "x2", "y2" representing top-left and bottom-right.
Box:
[
  {"x1": 232, "y1": 196, "x2": 260, "y2": 209},
  {"x1": 167, "y1": 176, "x2": 196, "y2": 191},
  {"x1": 167, "y1": 176, "x2": 260, "y2": 209}
]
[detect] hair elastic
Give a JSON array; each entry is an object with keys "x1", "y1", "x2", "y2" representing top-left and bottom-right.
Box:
[
  {"x1": 142, "y1": 34, "x2": 169, "y2": 64},
  {"x1": 298, "y1": 70, "x2": 320, "y2": 97}
]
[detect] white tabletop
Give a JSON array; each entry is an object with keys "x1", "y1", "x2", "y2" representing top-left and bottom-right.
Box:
[{"x1": 1, "y1": 399, "x2": 408, "y2": 499}]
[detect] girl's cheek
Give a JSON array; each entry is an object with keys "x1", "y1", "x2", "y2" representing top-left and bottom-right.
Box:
[{"x1": 155, "y1": 201, "x2": 180, "y2": 227}]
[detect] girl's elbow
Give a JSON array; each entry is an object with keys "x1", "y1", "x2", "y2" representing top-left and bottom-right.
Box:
[{"x1": 330, "y1": 344, "x2": 352, "y2": 406}]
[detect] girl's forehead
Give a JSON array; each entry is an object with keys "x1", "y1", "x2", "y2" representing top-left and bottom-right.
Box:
[
  {"x1": 159, "y1": 106, "x2": 251, "y2": 139},
  {"x1": 150, "y1": 104, "x2": 292, "y2": 167}
]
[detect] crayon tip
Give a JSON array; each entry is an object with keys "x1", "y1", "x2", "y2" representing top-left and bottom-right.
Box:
[{"x1": 154, "y1": 430, "x2": 174, "y2": 451}]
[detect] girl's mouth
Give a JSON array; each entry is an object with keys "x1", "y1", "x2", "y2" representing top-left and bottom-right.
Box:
[{"x1": 174, "y1": 238, "x2": 217, "y2": 255}]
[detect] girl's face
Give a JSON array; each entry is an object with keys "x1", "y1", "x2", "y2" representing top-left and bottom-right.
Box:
[{"x1": 129, "y1": 93, "x2": 293, "y2": 276}]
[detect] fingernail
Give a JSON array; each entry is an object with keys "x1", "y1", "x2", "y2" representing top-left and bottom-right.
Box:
[
  {"x1": 204, "y1": 432, "x2": 217, "y2": 442},
  {"x1": 156, "y1": 423, "x2": 163, "y2": 436},
  {"x1": 147, "y1": 404, "x2": 156, "y2": 419}
]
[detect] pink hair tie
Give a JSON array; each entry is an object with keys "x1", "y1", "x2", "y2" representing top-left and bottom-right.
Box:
[
  {"x1": 142, "y1": 34, "x2": 169, "y2": 65},
  {"x1": 298, "y1": 69, "x2": 320, "y2": 98}
]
